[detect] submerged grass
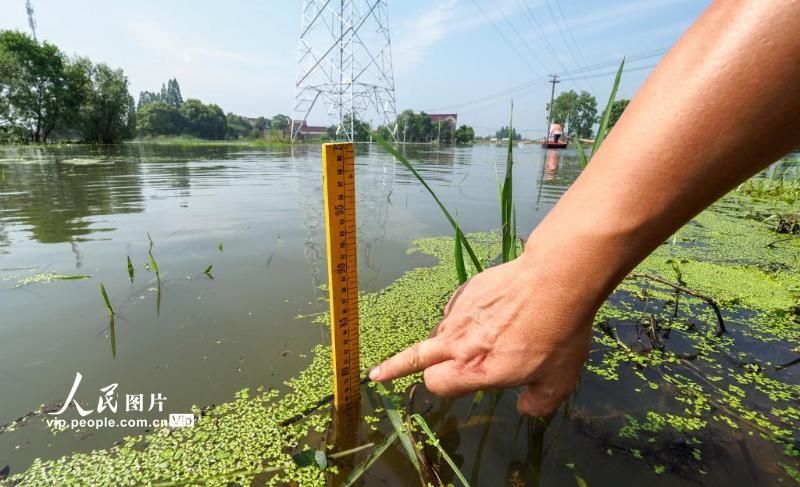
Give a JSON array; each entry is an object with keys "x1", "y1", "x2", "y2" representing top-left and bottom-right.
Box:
[{"x1": 99, "y1": 283, "x2": 114, "y2": 316}]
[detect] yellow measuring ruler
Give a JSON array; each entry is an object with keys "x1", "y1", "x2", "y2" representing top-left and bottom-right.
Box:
[{"x1": 321, "y1": 142, "x2": 361, "y2": 416}]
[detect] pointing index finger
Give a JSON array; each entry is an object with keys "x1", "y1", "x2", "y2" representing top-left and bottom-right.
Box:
[{"x1": 369, "y1": 336, "x2": 450, "y2": 382}]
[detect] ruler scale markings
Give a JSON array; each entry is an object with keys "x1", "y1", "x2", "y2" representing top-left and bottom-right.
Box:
[{"x1": 322, "y1": 143, "x2": 360, "y2": 416}]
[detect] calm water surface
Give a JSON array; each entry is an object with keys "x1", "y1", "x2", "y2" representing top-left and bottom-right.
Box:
[
  {"x1": 1, "y1": 144, "x2": 794, "y2": 486},
  {"x1": 0, "y1": 143, "x2": 578, "y2": 479}
]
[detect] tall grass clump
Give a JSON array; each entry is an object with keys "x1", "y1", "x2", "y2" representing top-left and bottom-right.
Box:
[
  {"x1": 575, "y1": 58, "x2": 625, "y2": 166},
  {"x1": 738, "y1": 166, "x2": 800, "y2": 204}
]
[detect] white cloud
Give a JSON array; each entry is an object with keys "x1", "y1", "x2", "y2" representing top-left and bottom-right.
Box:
[
  {"x1": 393, "y1": 0, "x2": 458, "y2": 73},
  {"x1": 126, "y1": 19, "x2": 272, "y2": 68}
]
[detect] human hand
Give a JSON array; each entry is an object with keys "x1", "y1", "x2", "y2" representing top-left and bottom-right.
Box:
[{"x1": 368, "y1": 251, "x2": 599, "y2": 416}]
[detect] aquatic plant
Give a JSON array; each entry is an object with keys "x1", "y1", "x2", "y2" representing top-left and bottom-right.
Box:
[
  {"x1": 575, "y1": 59, "x2": 625, "y2": 166},
  {"x1": 376, "y1": 137, "x2": 483, "y2": 274},
  {"x1": 127, "y1": 256, "x2": 134, "y2": 282},
  {"x1": 99, "y1": 283, "x2": 114, "y2": 316},
  {"x1": 500, "y1": 103, "x2": 518, "y2": 263},
  {"x1": 409, "y1": 413, "x2": 471, "y2": 487}
]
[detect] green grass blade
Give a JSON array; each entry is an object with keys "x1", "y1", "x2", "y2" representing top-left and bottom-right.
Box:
[
  {"x1": 100, "y1": 283, "x2": 115, "y2": 316},
  {"x1": 501, "y1": 102, "x2": 515, "y2": 263},
  {"x1": 204, "y1": 264, "x2": 213, "y2": 275},
  {"x1": 127, "y1": 256, "x2": 134, "y2": 282},
  {"x1": 574, "y1": 137, "x2": 589, "y2": 167},
  {"x1": 455, "y1": 228, "x2": 468, "y2": 285},
  {"x1": 148, "y1": 251, "x2": 160, "y2": 278},
  {"x1": 377, "y1": 136, "x2": 483, "y2": 273},
  {"x1": 375, "y1": 383, "x2": 423, "y2": 477},
  {"x1": 592, "y1": 58, "x2": 625, "y2": 156},
  {"x1": 342, "y1": 432, "x2": 398, "y2": 487},
  {"x1": 410, "y1": 414, "x2": 471, "y2": 487}
]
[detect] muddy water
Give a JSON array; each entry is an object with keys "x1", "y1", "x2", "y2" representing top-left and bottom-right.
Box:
[{"x1": 0, "y1": 143, "x2": 579, "y2": 477}]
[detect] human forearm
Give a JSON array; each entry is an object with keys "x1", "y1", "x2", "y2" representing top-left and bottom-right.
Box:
[{"x1": 526, "y1": 0, "x2": 800, "y2": 304}]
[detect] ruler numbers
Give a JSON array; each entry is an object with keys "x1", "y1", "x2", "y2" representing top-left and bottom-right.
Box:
[{"x1": 322, "y1": 143, "x2": 360, "y2": 413}]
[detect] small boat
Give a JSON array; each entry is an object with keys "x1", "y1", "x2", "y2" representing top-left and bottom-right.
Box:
[{"x1": 541, "y1": 141, "x2": 567, "y2": 149}]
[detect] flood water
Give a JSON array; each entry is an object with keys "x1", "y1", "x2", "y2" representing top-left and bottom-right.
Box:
[
  {"x1": 0, "y1": 144, "x2": 796, "y2": 486},
  {"x1": 0, "y1": 143, "x2": 579, "y2": 479}
]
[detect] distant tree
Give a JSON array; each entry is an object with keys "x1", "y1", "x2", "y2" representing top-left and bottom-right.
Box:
[
  {"x1": 180, "y1": 99, "x2": 226, "y2": 139},
  {"x1": 79, "y1": 62, "x2": 135, "y2": 143},
  {"x1": 271, "y1": 114, "x2": 290, "y2": 135},
  {"x1": 436, "y1": 119, "x2": 455, "y2": 143},
  {"x1": 163, "y1": 78, "x2": 183, "y2": 108},
  {"x1": 396, "y1": 110, "x2": 434, "y2": 142},
  {"x1": 546, "y1": 89, "x2": 598, "y2": 138},
  {"x1": 0, "y1": 31, "x2": 80, "y2": 142},
  {"x1": 606, "y1": 99, "x2": 630, "y2": 129},
  {"x1": 495, "y1": 126, "x2": 521, "y2": 140},
  {"x1": 254, "y1": 116, "x2": 269, "y2": 134},
  {"x1": 225, "y1": 113, "x2": 252, "y2": 139},
  {"x1": 374, "y1": 124, "x2": 393, "y2": 140},
  {"x1": 137, "y1": 91, "x2": 159, "y2": 110},
  {"x1": 136, "y1": 101, "x2": 182, "y2": 136},
  {"x1": 455, "y1": 124, "x2": 475, "y2": 144}
]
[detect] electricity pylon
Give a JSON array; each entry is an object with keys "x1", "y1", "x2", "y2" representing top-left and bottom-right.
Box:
[{"x1": 291, "y1": 0, "x2": 398, "y2": 142}]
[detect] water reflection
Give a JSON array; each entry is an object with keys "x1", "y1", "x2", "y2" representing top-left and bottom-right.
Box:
[{"x1": 0, "y1": 160, "x2": 145, "y2": 244}]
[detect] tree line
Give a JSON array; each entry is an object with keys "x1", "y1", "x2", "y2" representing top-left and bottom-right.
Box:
[
  {"x1": 0, "y1": 31, "x2": 292, "y2": 144},
  {"x1": 368, "y1": 110, "x2": 474, "y2": 144},
  {"x1": 1, "y1": 30, "x2": 481, "y2": 145}
]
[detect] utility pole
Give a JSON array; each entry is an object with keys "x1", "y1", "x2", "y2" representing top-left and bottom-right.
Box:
[{"x1": 545, "y1": 74, "x2": 560, "y2": 144}]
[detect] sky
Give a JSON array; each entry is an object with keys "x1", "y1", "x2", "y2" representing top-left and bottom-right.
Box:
[{"x1": 0, "y1": 0, "x2": 711, "y2": 137}]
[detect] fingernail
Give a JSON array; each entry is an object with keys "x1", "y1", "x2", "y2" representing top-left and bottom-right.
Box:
[{"x1": 369, "y1": 366, "x2": 381, "y2": 381}]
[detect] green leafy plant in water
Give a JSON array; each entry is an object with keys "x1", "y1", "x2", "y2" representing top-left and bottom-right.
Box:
[
  {"x1": 127, "y1": 256, "x2": 135, "y2": 282},
  {"x1": 204, "y1": 265, "x2": 214, "y2": 278},
  {"x1": 454, "y1": 227, "x2": 468, "y2": 285},
  {"x1": 149, "y1": 251, "x2": 160, "y2": 278},
  {"x1": 100, "y1": 283, "x2": 115, "y2": 316},
  {"x1": 410, "y1": 413, "x2": 471, "y2": 487},
  {"x1": 375, "y1": 383, "x2": 425, "y2": 480},
  {"x1": 376, "y1": 136, "x2": 484, "y2": 274},
  {"x1": 501, "y1": 102, "x2": 518, "y2": 263},
  {"x1": 575, "y1": 58, "x2": 625, "y2": 167}
]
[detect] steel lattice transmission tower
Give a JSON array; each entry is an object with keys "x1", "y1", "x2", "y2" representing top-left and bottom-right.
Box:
[{"x1": 291, "y1": 0, "x2": 398, "y2": 142}]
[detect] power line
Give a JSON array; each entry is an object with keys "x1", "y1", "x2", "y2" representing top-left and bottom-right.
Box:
[
  {"x1": 468, "y1": 0, "x2": 545, "y2": 77},
  {"x1": 552, "y1": 0, "x2": 598, "y2": 92},
  {"x1": 561, "y1": 63, "x2": 658, "y2": 82},
  {"x1": 488, "y1": 0, "x2": 549, "y2": 74},
  {"x1": 544, "y1": 1, "x2": 586, "y2": 86},
  {"x1": 556, "y1": 48, "x2": 666, "y2": 76},
  {"x1": 515, "y1": 0, "x2": 584, "y2": 92}
]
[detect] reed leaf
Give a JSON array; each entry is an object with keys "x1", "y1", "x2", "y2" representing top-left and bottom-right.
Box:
[
  {"x1": 500, "y1": 103, "x2": 516, "y2": 263},
  {"x1": 574, "y1": 137, "x2": 589, "y2": 167},
  {"x1": 148, "y1": 251, "x2": 160, "y2": 278},
  {"x1": 127, "y1": 256, "x2": 134, "y2": 282},
  {"x1": 410, "y1": 414, "x2": 471, "y2": 487},
  {"x1": 375, "y1": 383, "x2": 423, "y2": 478},
  {"x1": 376, "y1": 136, "x2": 483, "y2": 273},
  {"x1": 454, "y1": 228, "x2": 468, "y2": 285},
  {"x1": 100, "y1": 283, "x2": 114, "y2": 316},
  {"x1": 591, "y1": 58, "x2": 625, "y2": 157},
  {"x1": 341, "y1": 432, "x2": 398, "y2": 487}
]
